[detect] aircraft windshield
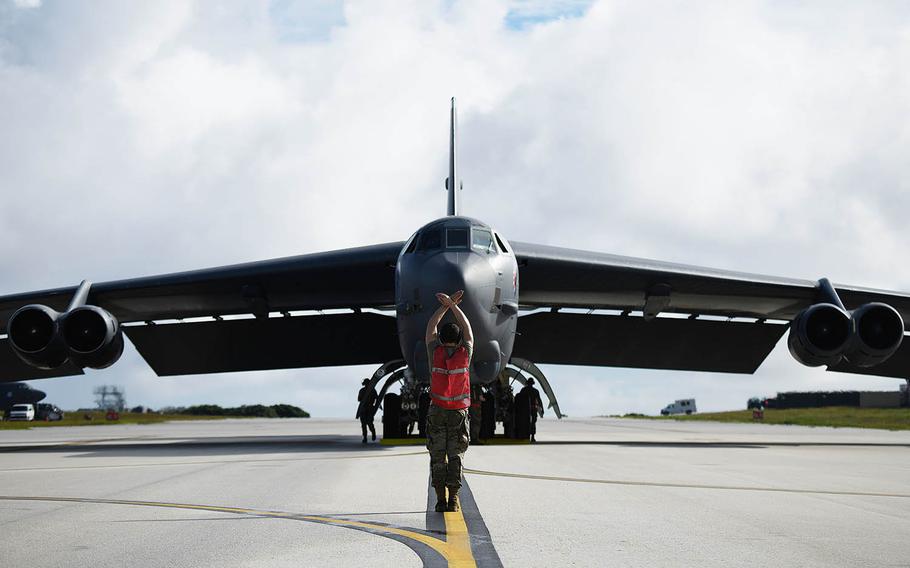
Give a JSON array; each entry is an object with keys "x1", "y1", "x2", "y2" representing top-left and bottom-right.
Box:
[
  {"x1": 472, "y1": 228, "x2": 494, "y2": 253},
  {"x1": 446, "y1": 228, "x2": 469, "y2": 249},
  {"x1": 416, "y1": 229, "x2": 442, "y2": 251}
]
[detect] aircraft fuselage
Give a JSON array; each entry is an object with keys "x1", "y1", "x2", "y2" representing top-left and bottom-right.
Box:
[{"x1": 395, "y1": 216, "x2": 519, "y2": 384}]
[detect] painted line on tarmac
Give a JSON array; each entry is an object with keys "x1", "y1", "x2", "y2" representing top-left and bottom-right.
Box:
[
  {"x1": 0, "y1": 450, "x2": 428, "y2": 473},
  {"x1": 424, "y1": 478, "x2": 502, "y2": 567},
  {"x1": 464, "y1": 468, "x2": 910, "y2": 499},
  {"x1": 0, "y1": 493, "x2": 486, "y2": 567}
]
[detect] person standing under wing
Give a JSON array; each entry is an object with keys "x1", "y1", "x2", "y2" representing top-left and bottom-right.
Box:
[
  {"x1": 356, "y1": 378, "x2": 377, "y2": 444},
  {"x1": 520, "y1": 377, "x2": 545, "y2": 443},
  {"x1": 425, "y1": 289, "x2": 473, "y2": 513}
]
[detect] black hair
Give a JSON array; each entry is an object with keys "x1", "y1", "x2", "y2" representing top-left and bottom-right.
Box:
[
  {"x1": 362, "y1": 379, "x2": 370, "y2": 386},
  {"x1": 439, "y1": 322, "x2": 462, "y2": 345},
  {"x1": 527, "y1": 378, "x2": 535, "y2": 386}
]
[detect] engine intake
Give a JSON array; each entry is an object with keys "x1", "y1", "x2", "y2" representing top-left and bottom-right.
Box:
[
  {"x1": 844, "y1": 303, "x2": 904, "y2": 367},
  {"x1": 60, "y1": 306, "x2": 124, "y2": 369},
  {"x1": 788, "y1": 303, "x2": 851, "y2": 367},
  {"x1": 7, "y1": 304, "x2": 68, "y2": 369}
]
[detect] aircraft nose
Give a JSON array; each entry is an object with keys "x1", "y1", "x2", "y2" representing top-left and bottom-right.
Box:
[{"x1": 425, "y1": 253, "x2": 468, "y2": 293}]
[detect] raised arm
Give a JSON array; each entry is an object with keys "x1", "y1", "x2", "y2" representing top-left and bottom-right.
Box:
[
  {"x1": 448, "y1": 294, "x2": 473, "y2": 347},
  {"x1": 425, "y1": 300, "x2": 450, "y2": 345}
]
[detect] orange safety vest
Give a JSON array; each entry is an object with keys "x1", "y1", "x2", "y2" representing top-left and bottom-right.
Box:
[{"x1": 430, "y1": 345, "x2": 471, "y2": 410}]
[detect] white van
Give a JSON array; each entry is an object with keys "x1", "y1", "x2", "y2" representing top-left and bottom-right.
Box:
[
  {"x1": 9, "y1": 403, "x2": 35, "y2": 421},
  {"x1": 660, "y1": 399, "x2": 696, "y2": 416}
]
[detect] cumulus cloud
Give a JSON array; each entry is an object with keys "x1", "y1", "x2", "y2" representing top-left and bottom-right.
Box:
[{"x1": 1, "y1": 0, "x2": 909, "y2": 416}]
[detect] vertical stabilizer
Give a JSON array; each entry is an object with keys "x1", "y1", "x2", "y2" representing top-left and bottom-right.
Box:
[{"x1": 446, "y1": 97, "x2": 459, "y2": 216}]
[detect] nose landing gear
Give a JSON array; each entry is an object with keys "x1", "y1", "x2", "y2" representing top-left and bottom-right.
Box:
[{"x1": 364, "y1": 362, "x2": 429, "y2": 439}]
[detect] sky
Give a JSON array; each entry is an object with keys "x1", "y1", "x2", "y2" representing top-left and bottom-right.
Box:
[{"x1": 1, "y1": 0, "x2": 909, "y2": 417}]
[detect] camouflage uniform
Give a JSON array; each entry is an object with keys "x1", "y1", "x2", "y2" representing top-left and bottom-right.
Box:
[{"x1": 426, "y1": 403, "x2": 470, "y2": 489}]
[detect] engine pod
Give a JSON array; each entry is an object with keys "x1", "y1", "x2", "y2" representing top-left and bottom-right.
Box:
[
  {"x1": 61, "y1": 305, "x2": 124, "y2": 369},
  {"x1": 787, "y1": 303, "x2": 851, "y2": 367},
  {"x1": 844, "y1": 302, "x2": 904, "y2": 367},
  {"x1": 7, "y1": 304, "x2": 68, "y2": 369}
]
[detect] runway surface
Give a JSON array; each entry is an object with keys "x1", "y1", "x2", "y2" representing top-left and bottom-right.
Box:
[{"x1": 2, "y1": 417, "x2": 910, "y2": 567}]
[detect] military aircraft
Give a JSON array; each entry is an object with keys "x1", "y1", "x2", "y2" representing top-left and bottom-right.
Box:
[
  {"x1": 1, "y1": 99, "x2": 908, "y2": 437},
  {"x1": 1, "y1": 382, "x2": 46, "y2": 413}
]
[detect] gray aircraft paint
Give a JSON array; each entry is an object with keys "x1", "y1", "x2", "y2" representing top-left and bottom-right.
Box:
[{"x1": 395, "y1": 216, "x2": 519, "y2": 383}]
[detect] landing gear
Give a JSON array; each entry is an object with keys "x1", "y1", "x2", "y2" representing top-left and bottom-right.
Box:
[
  {"x1": 374, "y1": 366, "x2": 429, "y2": 440},
  {"x1": 417, "y1": 391, "x2": 429, "y2": 437},
  {"x1": 479, "y1": 393, "x2": 495, "y2": 439},
  {"x1": 382, "y1": 393, "x2": 402, "y2": 438},
  {"x1": 513, "y1": 387, "x2": 531, "y2": 440}
]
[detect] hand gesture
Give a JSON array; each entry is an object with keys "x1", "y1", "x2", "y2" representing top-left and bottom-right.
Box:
[
  {"x1": 450, "y1": 290, "x2": 464, "y2": 304},
  {"x1": 436, "y1": 292, "x2": 453, "y2": 306}
]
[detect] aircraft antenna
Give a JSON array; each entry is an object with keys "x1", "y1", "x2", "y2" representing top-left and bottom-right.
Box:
[{"x1": 446, "y1": 97, "x2": 459, "y2": 216}]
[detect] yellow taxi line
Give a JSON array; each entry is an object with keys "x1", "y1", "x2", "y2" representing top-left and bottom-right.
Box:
[{"x1": 0, "y1": 495, "x2": 477, "y2": 567}]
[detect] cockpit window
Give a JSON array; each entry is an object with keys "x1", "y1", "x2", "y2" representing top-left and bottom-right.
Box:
[
  {"x1": 472, "y1": 228, "x2": 494, "y2": 253},
  {"x1": 446, "y1": 228, "x2": 469, "y2": 249},
  {"x1": 494, "y1": 233, "x2": 509, "y2": 254},
  {"x1": 404, "y1": 233, "x2": 419, "y2": 254},
  {"x1": 416, "y1": 229, "x2": 442, "y2": 251}
]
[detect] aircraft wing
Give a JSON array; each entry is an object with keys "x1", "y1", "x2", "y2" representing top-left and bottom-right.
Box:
[
  {"x1": 0, "y1": 242, "x2": 404, "y2": 382},
  {"x1": 510, "y1": 242, "x2": 910, "y2": 378}
]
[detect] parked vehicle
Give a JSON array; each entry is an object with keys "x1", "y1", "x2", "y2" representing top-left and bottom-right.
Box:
[
  {"x1": 36, "y1": 403, "x2": 64, "y2": 421},
  {"x1": 660, "y1": 399, "x2": 697, "y2": 416},
  {"x1": 9, "y1": 403, "x2": 35, "y2": 421}
]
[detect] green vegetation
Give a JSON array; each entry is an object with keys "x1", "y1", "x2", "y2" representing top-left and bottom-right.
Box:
[
  {"x1": 177, "y1": 404, "x2": 310, "y2": 418},
  {"x1": 0, "y1": 411, "x2": 227, "y2": 430},
  {"x1": 633, "y1": 407, "x2": 910, "y2": 431},
  {"x1": 1, "y1": 404, "x2": 310, "y2": 429}
]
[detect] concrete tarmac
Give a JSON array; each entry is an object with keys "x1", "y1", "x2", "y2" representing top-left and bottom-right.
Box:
[{"x1": 2, "y1": 417, "x2": 909, "y2": 567}]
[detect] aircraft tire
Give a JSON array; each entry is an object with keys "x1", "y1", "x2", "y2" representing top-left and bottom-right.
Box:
[
  {"x1": 382, "y1": 393, "x2": 402, "y2": 438},
  {"x1": 480, "y1": 395, "x2": 496, "y2": 438},
  {"x1": 417, "y1": 391, "x2": 429, "y2": 437}
]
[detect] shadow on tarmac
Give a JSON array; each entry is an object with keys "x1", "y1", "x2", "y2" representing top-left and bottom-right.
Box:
[{"x1": 0, "y1": 434, "x2": 398, "y2": 457}]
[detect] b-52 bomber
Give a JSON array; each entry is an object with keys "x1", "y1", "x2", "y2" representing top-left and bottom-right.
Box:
[{"x1": 1, "y1": 99, "x2": 908, "y2": 438}]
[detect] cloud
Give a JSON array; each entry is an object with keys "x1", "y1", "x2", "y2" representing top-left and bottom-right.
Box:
[{"x1": 1, "y1": 0, "x2": 909, "y2": 417}]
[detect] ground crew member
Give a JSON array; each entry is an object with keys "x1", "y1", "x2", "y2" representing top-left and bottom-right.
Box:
[
  {"x1": 357, "y1": 378, "x2": 377, "y2": 444},
  {"x1": 469, "y1": 383, "x2": 485, "y2": 445},
  {"x1": 425, "y1": 289, "x2": 473, "y2": 513},
  {"x1": 520, "y1": 378, "x2": 544, "y2": 443}
]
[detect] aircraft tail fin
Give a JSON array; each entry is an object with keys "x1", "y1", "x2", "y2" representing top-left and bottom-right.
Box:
[{"x1": 446, "y1": 97, "x2": 460, "y2": 216}]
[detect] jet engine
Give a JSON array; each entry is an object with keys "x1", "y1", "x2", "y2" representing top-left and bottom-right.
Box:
[
  {"x1": 60, "y1": 306, "x2": 124, "y2": 369},
  {"x1": 787, "y1": 303, "x2": 851, "y2": 367},
  {"x1": 7, "y1": 304, "x2": 68, "y2": 369},
  {"x1": 843, "y1": 303, "x2": 904, "y2": 367}
]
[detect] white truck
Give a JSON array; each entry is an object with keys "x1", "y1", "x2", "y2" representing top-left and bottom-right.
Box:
[
  {"x1": 9, "y1": 403, "x2": 35, "y2": 421},
  {"x1": 660, "y1": 399, "x2": 696, "y2": 416}
]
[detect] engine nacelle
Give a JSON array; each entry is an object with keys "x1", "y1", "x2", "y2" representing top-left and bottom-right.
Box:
[
  {"x1": 788, "y1": 303, "x2": 851, "y2": 367},
  {"x1": 60, "y1": 305, "x2": 124, "y2": 369},
  {"x1": 7, "y1": 304, "x2": 68, "y2": 369},
  {"x1": 844, "y1": 303, "x2": 904, "y2": 367}
]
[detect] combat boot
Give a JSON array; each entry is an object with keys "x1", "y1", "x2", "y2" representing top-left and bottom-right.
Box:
[
  {"x1": 434, "y1": 485, "x2": 447, "y2": 513},
  {"x1": 446, "y1": 487, "x2": 460, "y2": 512}
]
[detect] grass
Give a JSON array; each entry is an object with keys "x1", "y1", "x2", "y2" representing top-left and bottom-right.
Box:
[
  {"x1": 0, "y1": 411, "x2": 233, "y2": 430},
  {"x1": 632, "y1": 407, "x2": 910, "y2": 431}
]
